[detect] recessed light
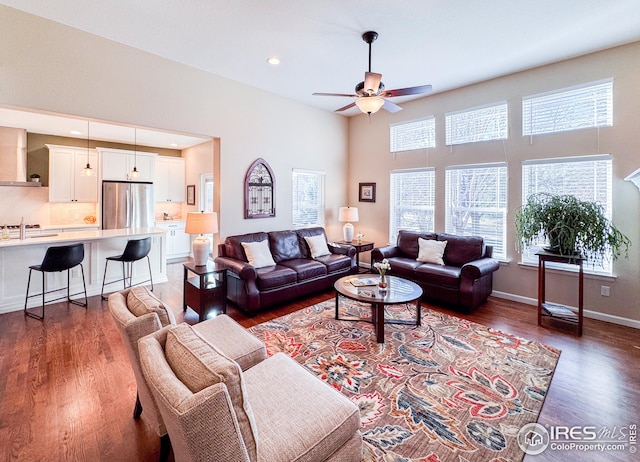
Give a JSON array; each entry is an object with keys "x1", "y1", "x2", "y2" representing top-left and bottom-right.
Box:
[
  {"x1": 266, "y1": 57, "x2": 280, "y2": 65},
  {"x1": 170, "y1": 143, "x2": 179, "y2": 147},
  {"x1": 70, "y1": 130, "x2": 82, "y2": 135}
]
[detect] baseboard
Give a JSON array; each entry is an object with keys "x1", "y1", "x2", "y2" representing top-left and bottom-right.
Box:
[{"x1": 491, "y1": 290, "x2": 640, "y2": 330}]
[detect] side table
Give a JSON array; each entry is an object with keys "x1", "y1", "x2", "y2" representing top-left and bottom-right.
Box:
[
  {"x1": 336, "y1": 240, "x2": 374, "y2": 273},
  {"x1": 536, "y1": 250, "x2": 584, "y2": 336},
  {"x1": 183, "y1": 259, "x2": 227, "y2": 322}
]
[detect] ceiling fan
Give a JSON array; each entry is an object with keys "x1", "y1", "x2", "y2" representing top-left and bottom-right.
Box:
[{"x1": 313, "y1": 31, "x2": 432, "y2": 115}]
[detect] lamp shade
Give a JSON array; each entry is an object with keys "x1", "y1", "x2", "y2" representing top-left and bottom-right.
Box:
[
  {"x1": 185, "y1": 212, "x2": 218, "y2": 235},
  {"x1": 338, "y1": 207, "x2": 359, "y2": 222},
  {"x1": 355, "y1": 96, "x2": 384, "y2": 114}
]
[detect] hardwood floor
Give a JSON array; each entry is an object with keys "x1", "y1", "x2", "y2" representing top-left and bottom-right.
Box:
[{"x1": 1, "y1": 261, "x2": 638, "y2": 461}]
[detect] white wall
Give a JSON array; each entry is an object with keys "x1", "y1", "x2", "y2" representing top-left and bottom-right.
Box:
[
  {"x1": 348, "y1": 41, "x2": 640, "y2": 325},
  {"x1": 0, "y1": 6, "x2": 349, "y2": 242}
]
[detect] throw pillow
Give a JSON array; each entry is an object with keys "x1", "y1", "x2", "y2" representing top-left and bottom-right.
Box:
[
  {"x1": 241, "y1": 240, "x2": 276, "y2": 268},
  {"x1": 304, "y1": 234, "x2": 331, "y2": 258},
  {"x1": 127, "y1": 286, "x2": 175, "y2": 327},
  {"x1": 165, "y1": 323, "x2": 258, "y2": 461},
  {"x1": 416, "y1": 238, "x2": 448, "y2": 265}
]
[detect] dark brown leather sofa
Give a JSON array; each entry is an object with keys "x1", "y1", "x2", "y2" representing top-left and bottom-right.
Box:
[
  {"x1": 371, "y1": 230, "x2": 499, "y2": 312},
  {"x1": 215, "y1": 227, "x2": 356, "y2": 313}
]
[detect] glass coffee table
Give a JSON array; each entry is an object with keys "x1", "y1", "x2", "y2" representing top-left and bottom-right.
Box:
[{"x1": 334, "y1": 275, "x2": 423, "y2": 343}]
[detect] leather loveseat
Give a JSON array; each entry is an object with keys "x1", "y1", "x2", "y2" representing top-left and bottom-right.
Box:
[
  {"x1": 371, "y1": 230, "x2": 499, "y2": 312},
  {"x1": 215, "y1": 227, "x2": 356, "y2": 313}
]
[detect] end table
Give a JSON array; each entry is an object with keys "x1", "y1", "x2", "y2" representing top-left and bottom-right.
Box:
[
  {"x1": 183, "y1": 259, "x2": 227, "y2": 322},
  {"x1": 336, "y1": 240, "x2": 374, "y2": 273}
]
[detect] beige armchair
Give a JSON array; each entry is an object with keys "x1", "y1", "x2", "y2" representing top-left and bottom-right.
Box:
[
  {"x1": 138, "y1": 323, "x2": 362, "y2": 462},
  {"x1": 108, "y1": 287, "x2": 267, "y2": 462}
]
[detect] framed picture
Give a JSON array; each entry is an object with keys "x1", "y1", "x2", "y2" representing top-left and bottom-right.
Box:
[
  {"x1": 186, "y1": 184, "x2": 196, "y2": 205},
  {"x1": 359, "y1": 182, "x2": 376, "y2": 202}
]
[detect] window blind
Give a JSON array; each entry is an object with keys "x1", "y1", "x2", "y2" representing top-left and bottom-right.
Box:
[
  {"x1": 445, "y1": 102, "x2": 508, "y2": 146},
  {"x1": 445, "y1": 163, "x2": 508, "y2": 259},
  {"x1": 389, "y1": 168, "x2": 435, "y2": 244},
  {"x1": 522, "y1": 79, "x2": 613, "y2": 136},
  {"x1": 390, "y1": 117, "x2": 435, "y2": 152},
  {"x1": 292, "y1": 169, "x2": 325, "y2": 228},
  {"x1": 521, "y1": 155, "x2": 613, "y2": 272}
]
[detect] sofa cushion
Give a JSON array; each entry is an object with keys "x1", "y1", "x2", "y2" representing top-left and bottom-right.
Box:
[
  {"x1": 415, "y1": 264, "x2": 462, "y2": 287},
  {"x1": 304, "y1": 234, "x2": 331, "y2": 258},
  {"x1": 315, "y1": 253, "x2": 352, "y2": 273},
  {"x1": 164, "y1": 323, "x2": 258, "y2": 460},
  {"x1": 386, "y1": 257, "x2": 422, "y2": 279},
  {"x1": 295, "y1": 227, "x2": 327, "y2": 258},
  {"x1": 417, "y1": 238, "x2": 447, "y2": 265},
  {"x1": 241, "y1": 240, "x2": 276, "y2": 268},
  {"x1": 437, "y1": 233, "x2": 484, "y2": 267},
  {"x1": 256, "y1": 265, "x2": 298, "y2": 290},
  {"x1": 397, "y1": 230, "x2": 437, "y2": 259},
  {"x1": 224, "y1": 232, "x2": 269, "y2": 261},
  {"x1": 127, "y1": 286, "x2": 175, "y2": 327},
  {"x1": 280, "y1": 259, "x2": 328, "y2": 281},
  {"x1": 269, "y1": 230, "x2": 303, "y2": 263}
]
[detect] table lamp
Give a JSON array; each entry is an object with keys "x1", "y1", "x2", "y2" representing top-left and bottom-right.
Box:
[
  {"x1": 185, "y1": 211, "x2": 218, "y2": 266},
  {"x1": 338, "y1": 207, "x2": 359, "y2": 242}
]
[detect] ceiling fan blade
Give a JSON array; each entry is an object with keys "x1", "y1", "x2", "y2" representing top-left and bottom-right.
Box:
[
  {"x1": 313, "y1": 92, "x2": 357, "y2": 97},
  {"x1": 380, "y1": 84, "x2": 432, "y2": 98},
  {"x1": 335, "y1": 102, "x2": 356, "y2": 112},
  {"x1": 382, "y1": 99, "x2": 403, "y2": 113},
  {"x1": 363, "y1": 72, "x2": 382, "y2": 94}
]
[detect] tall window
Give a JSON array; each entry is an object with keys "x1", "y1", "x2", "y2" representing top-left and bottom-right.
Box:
[
  {"x1": 389, "y1": 168, "x2": 435, "y2": 244},
  {"x1": 200, "y1": 173, "x2": 214, "y2": 212},
  {"x1": 445, "y1": 102, "x2": 508, "y2": 146},
  {"x1": 292, "y1": 169, "x2": 325, "y2": 228},
  {"x1": 390, "y1": 117, "x2": 436, "y2": 152},
  {"x1": 445, "y1": 163, "x2": 508, "y2": 259},
  {"x1": 521, "y1": 155, "x2": 613, "y2": 272},
  {"x1": 522, "y1": 79, "x2": 613, "y2": 136}
]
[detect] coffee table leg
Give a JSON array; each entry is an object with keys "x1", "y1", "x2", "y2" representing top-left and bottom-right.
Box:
[
  {"x1": 373, "y1": 303, "x2": 384, "y2": 343},
  {"x1": 335, "y1": 292, "x2": 339, "y2": 320},
  {"x1": 416, "y1": 300, "x2": 421, "y2": 326}
]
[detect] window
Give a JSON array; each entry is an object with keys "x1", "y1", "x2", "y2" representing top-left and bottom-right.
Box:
[
  {"x1": 292, "y1": 169, "x2": 325, "y2": 228},
  {"x1": 521, "y1": 154, "x2": 613, "y2": 272},
  {"x1": 200, "y1": 173, "x2": 214, "y2": 212},
  {"x1": 445, "y1": 102, "x2": 508, "y2": 145},
  {"x1": 389, "y1": 168, "x2": 435, "y2": 243},
  {"x1": 522, "y1": 79, "x2": 613, "y2": 136},
  {"x1": 445, "y1": 163, "x2": 508, "y2": 259},
  {"x1": 390, "y1": 117, "x2": 435, "y2": 152}
]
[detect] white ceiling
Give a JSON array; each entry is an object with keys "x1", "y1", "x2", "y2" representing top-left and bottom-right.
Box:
[{"x1": 2, "y1": 0, "x2": 640, "y2": 141}]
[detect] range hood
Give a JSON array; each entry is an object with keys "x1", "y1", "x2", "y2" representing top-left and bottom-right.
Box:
[{"x1": 0, "y1": 126, "x2": 39, "y2": 186}]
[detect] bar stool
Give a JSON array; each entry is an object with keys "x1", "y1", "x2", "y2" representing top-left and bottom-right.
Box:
[
  {"x1": 24, "y1": 243, "x2": 88, "y2": 320},
  {"x1": 101, "y1": 237, "x2": 153, "y2": 300}
]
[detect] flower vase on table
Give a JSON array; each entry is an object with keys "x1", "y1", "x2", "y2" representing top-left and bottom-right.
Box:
[{"x1": 373, "y1": 258, "x2": 391, "y2": 289}]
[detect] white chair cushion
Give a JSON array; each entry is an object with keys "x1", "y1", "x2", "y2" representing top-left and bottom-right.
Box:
[
  {"x1": 416, "y1": 238, "x2": 447, "y2": 265},
  {"x1": 241, "y1": 240, "x2": 276, "y2": 268},
  {"x1": 304, "y1": 234, "x2": 331, "y2": 258}
]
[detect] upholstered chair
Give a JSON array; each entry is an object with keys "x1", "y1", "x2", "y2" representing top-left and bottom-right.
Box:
[
  {"x1": 138, "y1": 323, "x2": 363, "y2": 462},
  {"x1": 108, "y1": 287, "x2": 267, "y2": 462}
]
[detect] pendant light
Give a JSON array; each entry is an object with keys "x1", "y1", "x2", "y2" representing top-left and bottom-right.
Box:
[
  {"x1": 130, "y1": 128, "x2": 139, "y2": 179},
  {"x1": 81, "y1": 120, "x2": 93, "y2": 176}
]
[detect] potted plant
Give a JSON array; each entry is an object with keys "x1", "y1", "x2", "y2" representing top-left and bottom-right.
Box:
[
  {"x1": 515, "y1": 192, "x2": 630, "y2": 265},
  {"x1": 29, "y1": 173, "x2": 40, "y2": 182}
]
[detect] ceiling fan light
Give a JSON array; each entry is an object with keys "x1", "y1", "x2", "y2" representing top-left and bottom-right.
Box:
[{"x1": 356, "y1": 96, "x2": 384, "y2": 114}]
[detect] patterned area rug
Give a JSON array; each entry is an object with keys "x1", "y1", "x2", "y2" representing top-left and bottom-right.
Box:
[{"x1": 248, "y1": 299, "x2": 560, "y2": 462}]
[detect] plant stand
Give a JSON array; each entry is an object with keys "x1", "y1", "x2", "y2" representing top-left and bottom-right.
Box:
[{"x1": 536, "y1": 250, "x2": 584, "y2": 336}]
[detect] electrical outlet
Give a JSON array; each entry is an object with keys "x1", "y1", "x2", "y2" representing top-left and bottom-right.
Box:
[{"x1": 600, "y1": 285, "x2": 610, "y2": 297}]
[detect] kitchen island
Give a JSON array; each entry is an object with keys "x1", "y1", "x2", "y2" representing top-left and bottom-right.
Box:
[{"x1": 0, "y1": 227, "x2": 170, "y2": 314}]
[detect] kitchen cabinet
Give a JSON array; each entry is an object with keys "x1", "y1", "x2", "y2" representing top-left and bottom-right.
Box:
[
  {"x1": 155, "y1": 156, "x2": 186, "y2": 202},
  {"x1": 47, "y1": 144, "x2": 98, "y2": 203},
  {"x1": 98, "y1": 147, "x2": 156, "y2": 182},
  {"x1": 155, "y1": 221, "x2": 191, "y2": 259}
]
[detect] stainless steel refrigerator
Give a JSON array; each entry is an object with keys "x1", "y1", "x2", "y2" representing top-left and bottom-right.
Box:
[{"x1": 102, "y1": 181, "x2": 154, "y2": 229}]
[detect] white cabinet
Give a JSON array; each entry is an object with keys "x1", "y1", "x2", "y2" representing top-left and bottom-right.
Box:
[
  {"x1": 47, "y1": 144, "x2": 98, "y2": 203},
  {"x1": 155, "y1": 221, "x2": 191, "y2": 258},
  {"x1": 155, "y1": 156, "x2": 186, "y2": 202},
  {"x1": 98, "y1": 147, "x2": 156, "y2": 182}
]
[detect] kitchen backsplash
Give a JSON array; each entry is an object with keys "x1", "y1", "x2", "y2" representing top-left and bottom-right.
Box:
[
  {"x1": 49, "y1": 203, "x2": 98, "y2": 226},
  {"x1": 154, "y1": 202, "x2": 184, "y2": 222}
]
